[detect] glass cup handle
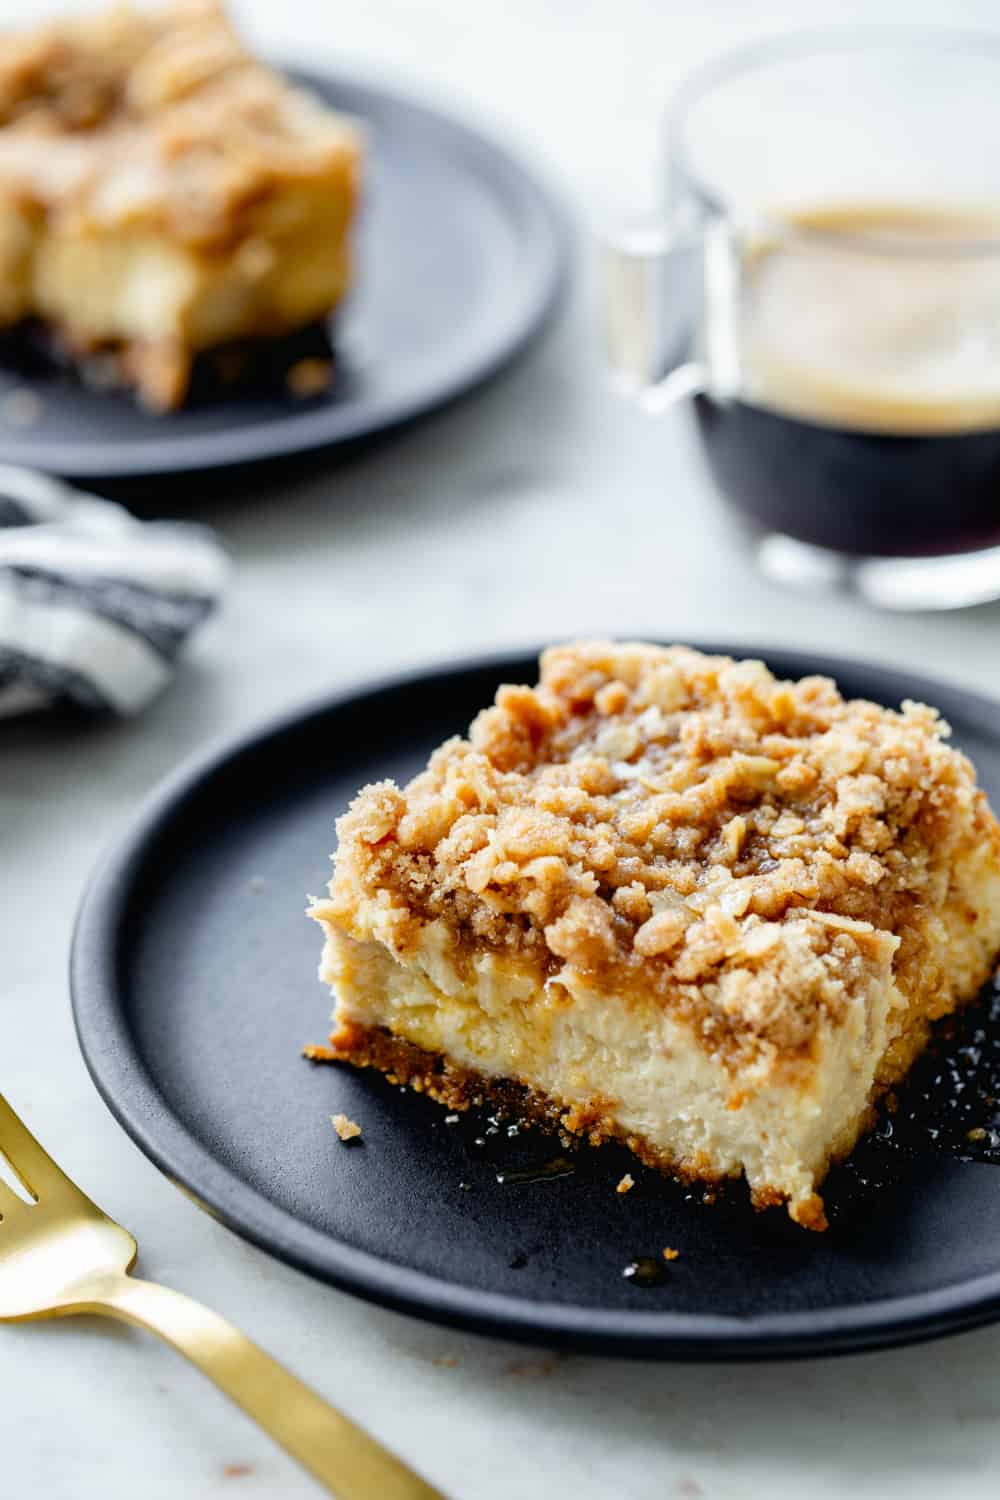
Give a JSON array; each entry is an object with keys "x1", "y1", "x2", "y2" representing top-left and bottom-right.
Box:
[{"x1": 602, "y1": 218, "x2": 740, "y2": 413}]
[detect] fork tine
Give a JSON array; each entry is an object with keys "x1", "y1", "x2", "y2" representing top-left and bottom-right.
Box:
[{"x1": 0, "y1": 1093, "x2": 64, "y2": 1200}]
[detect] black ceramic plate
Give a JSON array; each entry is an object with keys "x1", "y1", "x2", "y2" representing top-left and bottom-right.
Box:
[
  {"x1": 0, "y1": 72, "x2": 568, "y2": 482},
  {"x1": 71, "y1": 647, "x2": 1000, "y2": 1359}
]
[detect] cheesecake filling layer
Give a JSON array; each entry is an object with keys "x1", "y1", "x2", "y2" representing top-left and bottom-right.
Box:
[{"x1": 316, "y1": 916, "x2": 906, "y2": 1228}]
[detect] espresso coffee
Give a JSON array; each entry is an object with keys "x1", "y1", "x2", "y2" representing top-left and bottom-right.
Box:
[{"x1": 695, "y1": 204, "x2": 1000, "y2": 557}]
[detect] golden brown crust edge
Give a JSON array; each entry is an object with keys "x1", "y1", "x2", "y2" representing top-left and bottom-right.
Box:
[{"x1": 306, "y1": 1020, "x2": 832, "y2": 1231}]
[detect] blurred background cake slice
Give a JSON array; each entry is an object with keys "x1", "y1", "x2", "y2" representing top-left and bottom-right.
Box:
[{"x1": 0, "y1": 0, "x2": 362, "y2": 409}]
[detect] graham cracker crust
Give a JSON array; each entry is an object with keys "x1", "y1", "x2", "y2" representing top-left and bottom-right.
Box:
[{"x1": 304, "y1": 1021, "x2": 829, "y2": 1230}]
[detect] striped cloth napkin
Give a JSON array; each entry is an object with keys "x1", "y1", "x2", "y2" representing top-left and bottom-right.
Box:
[{"x1": 0, "y1": 466, "x2": 228, "y2": 718}]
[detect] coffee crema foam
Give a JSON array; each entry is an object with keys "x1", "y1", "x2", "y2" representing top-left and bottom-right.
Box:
[{"x1": 740, "y1": 203, "x2": 1000, "y2": 435}]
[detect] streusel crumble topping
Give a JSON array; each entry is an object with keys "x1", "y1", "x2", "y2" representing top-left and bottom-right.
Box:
[{"x1": 326, "y1": 643, "x2": 999, "y2": 1056}]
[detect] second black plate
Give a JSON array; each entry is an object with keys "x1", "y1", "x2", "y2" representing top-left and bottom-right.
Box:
[{"x1": 71, "y1": 647, "x2": 1000, "y2": 1358}]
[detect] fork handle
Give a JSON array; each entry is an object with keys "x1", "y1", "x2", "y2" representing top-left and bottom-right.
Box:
[{"x1": 89, "y1": 1274, "x2": 447, "y2": 1500}]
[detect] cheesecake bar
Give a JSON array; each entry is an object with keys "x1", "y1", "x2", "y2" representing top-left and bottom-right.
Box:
[
  {"x1": 309, "y1": 642, "x2": 1000, "y2": 1229},
  {"x1": 0, "y1": 0, "x2": 362, "y2": 409}
]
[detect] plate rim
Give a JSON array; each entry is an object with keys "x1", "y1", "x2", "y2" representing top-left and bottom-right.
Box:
[
  {"x1": 70, "y1": 643, "x2": 1000, "y2": 1359},
  {"x1": 0, "y1": 67, "x2": 571, "y2": 480}
]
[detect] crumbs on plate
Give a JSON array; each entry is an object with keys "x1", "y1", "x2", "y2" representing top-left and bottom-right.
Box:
[
  {"x1": 331, "y1": 1113, "x2": 362, "y2": 1142},
  {"x1": 287, "y1": 357, "x2": 333, "y2": 397}
]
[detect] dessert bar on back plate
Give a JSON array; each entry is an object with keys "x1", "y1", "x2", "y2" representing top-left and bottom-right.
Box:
[{"x1": 0, "y1": 0, "x2": 362, "y2": 409}]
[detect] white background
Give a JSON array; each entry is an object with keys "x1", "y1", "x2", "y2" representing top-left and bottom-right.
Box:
[{"x1": 4, "y1": 1, "x2": 1000, "y2": 1496}]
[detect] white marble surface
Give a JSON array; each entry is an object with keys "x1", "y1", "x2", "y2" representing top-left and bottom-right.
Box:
[{"x1": 5, "y1": 1, "x2": 1000, "y2": 1496}]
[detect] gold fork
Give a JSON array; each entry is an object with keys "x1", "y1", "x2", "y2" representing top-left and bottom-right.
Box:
[{"x1": 0, "y1": 1092, "x2": 447, "y2": 1499}]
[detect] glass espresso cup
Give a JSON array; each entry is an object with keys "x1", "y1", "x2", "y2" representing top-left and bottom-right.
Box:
[{"x1": 606, "y1": 32, "x2": 1000, "y2": 610}]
